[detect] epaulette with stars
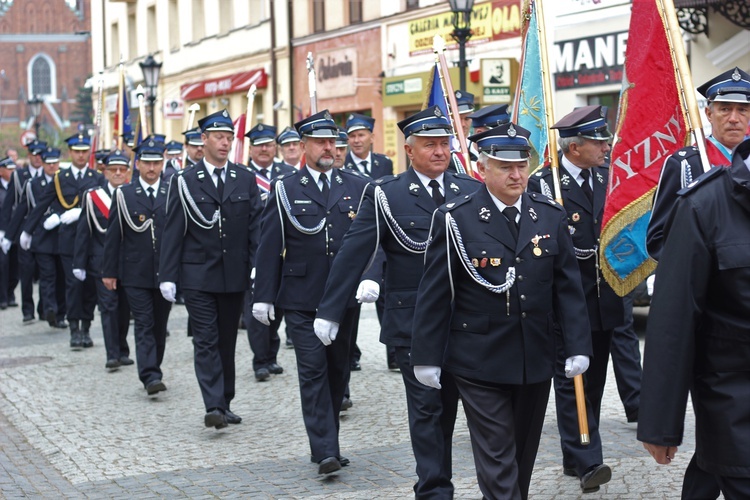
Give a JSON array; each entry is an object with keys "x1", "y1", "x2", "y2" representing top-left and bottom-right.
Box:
[
  {"x1": 533, "y1": 166, "x2": 552, "y2": 178},
  {"x1": 373, "y1": 174, "x2": 398, "y2": 185},
  {"x1": 441, "y1": 193, "x2": 473, "y2": 212},
  {"x1": 676, "y1": 165, "x2": 723, "y2": 196},
  {"x1": 528, "y1": 191, "x2": 564, "y2": 211}
]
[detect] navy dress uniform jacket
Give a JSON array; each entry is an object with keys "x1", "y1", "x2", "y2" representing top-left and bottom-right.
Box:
[
  {"x1": 159, "y1": 161, "x2": 262, "y2": 293},
  {"x1": 6, "y1": 175, "x2": 59, "y2": 255},
  {"x1": 254, "y1": 167, "x2": 370, "y2": 310},
  {"x1": 103, "y1": 181, "x2": 168, "y2": 288},
  {"x1": 527, "y1": 163, "x2": 623, "y2": 331},
  {"x1": 0, "y1": 167, "x2": 32, "y2": 232},
  {"x1": 22, "y1": 168, "x2": 104, "y2": 256},
  {"x1": 74, "y1": 186, "x2": 114, "y2": 276},
  {"x1": 410, "y1": 187, "x2": 593, "y2": 385},
  {"x1": 344, "y1": 151, "x2": 393, "y2": 179},
  {"x1": 317, "y1": 168, "x2": 481, "y2": 347},
  {"x1": 638, "y1": 140, "x2": 750, "y2": 478}
]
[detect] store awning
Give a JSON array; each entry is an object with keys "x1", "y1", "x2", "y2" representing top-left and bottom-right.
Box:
[{"x1": 180, "y1": 69, "x2": 267, "y2": 101}]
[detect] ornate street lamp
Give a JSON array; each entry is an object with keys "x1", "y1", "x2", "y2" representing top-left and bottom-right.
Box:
[
  {"x1": 448, "y1": 0, "x2": 475, "y2": 92},
  {"x1": 139, "y1": 54, "x2": 162, "y2": 133},
  {"x1": 27, "y1": 95, "x2": 44, "y2": 140}
]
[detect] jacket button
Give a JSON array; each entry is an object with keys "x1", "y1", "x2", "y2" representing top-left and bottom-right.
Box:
[
  {"x1": 520, "y1": 295, "x2": 526, "y2": 301},
  {"x1": 515, "y1": 257, "x2": 522, "y2": 263},
  {"x1": 302, "y1": 209, "x2": 306, "y2": 212},
  {"x1": 329, "y1": 238, "x2": 334, "y2": 242},
  {"x1": 517, "y1": 275, "x2": 523, "y2": 281},
  {"x1": 329, "y1": 252, "x2": 334, "y2": 256},
  {"x1": 462, "y1": 323, "x2": 467, "y2": 328},
  {"x1": 398, "y1": 301, "x2": 402, "y2": 306},
  {"x1": 521, "y1": 312, "x2": 526, "y2": 318},
  {"x1": 326, "y1": 211, "x2": 331, "y2": 215}
]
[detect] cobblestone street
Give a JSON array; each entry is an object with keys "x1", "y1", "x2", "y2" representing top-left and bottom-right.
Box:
[{"x1": 0, "y1": 301, "x2": 700, "y2": 498}]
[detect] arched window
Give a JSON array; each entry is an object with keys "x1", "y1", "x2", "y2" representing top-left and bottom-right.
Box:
[{"x1": 27, "y1": 53, "x2": 56, "y2": 99}]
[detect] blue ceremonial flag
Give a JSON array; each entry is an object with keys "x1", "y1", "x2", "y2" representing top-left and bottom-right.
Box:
[
  {"x1": 513, "y1": 0, "x2": 548, "y2": 171},
  {"x1": 426, "y1": 64, "x2": 451, "y2": 120}
]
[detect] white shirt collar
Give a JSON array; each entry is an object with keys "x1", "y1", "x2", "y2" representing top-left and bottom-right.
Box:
[
  {"x1": 354, "y1": 151, "x2": 371, "y2": 167},
  {"x1": 412, "y1": 169, "x2": 445, "y2": 194},
  {"x1": 304, "y1": 165, "x2": 333, "y2": 187},
  {"x1": 138, "y1": 176, "x2": 159, "y2": 191},
  {"x1": 44, "y1": 173, "x2": 53, "y2": 183},
  {"x1": 487, "y1": 189, "x2": 522, "y2": 219},
  {"x1": 1, "y1": 178, "x2": 9, "y2": 189},
  {"x1": 28, "y1": 165, "x2": 42, "y2": 178},
  {"x1": 107, "y1": 182, "x2": 117, "y2": 194},
  {"x1": 70, "y1": 165, "x2": 83, "y2": 178},
  {"x1": 251, "y1": 160, "x2": 272, "y2": 172},
  {"x1": 203, "y1": 157, "x2": 228, "y2": 178},
  {"x1": 561, "y1": 154, "x2": 591, "y2": 187}
]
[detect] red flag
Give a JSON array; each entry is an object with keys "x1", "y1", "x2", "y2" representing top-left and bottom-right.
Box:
[
  {"x1": 599, "y1": 0, "x2": 690, "y2": 296},
  {"x1": 230, "y1": 114, "x2": 246, "y2": 164}
]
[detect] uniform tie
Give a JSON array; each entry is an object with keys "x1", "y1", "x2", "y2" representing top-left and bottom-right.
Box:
[
  {"x1": 319, "y1": 172, "x2": 330, "y2": 201},
  {"x1": 502, "y1": 206, "x2": 519, "y2": 241},
  {"x1": 147, "y1": 186, "x2": 155, "y2": 208},
  {"x1": 215, "y1": 167, "x2": 224, "y2": 198},
  {"x1": 428, "y1": 179, "x2": 445, "y2": 206},
  {"x1": 260, "y1": 168, "x2": 269, "y2": 179},
  {"x1": 76, "y1": 171, "x2": 83, "y2": 182},
  {"x1": 580, "y1": 169, "x2": 594, "y2": 205},
  {"x1": 361, "y1": 160, "x2": 369, "y2": 176}
]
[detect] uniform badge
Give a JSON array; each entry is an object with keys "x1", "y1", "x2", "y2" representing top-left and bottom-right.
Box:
[
  {"x1": 222, "y1": 110, "x2": 229, "y2": 117},
  {"x1": 471, "y1": 258, "x2": 479, "y2": 267},
  {"x1": 230, "y1": 170, "x2": 236, "y2": 178},
  {"x1": 434, "y1": 107, "x2": 442, "y2": 117},
  {"x1": 300, "y1": 176, "x2": 309, "y2": 185},
  {"x1": 572, "y1": 212, "x2": 581, "y2": 222},
  {"x1": 560, "y1": 174, "x2": 570, "y2": 186},
  {"x1": 449, "y1": 182, "x2": 459, "y2": 193},
  {"x1": 480, "y1": 257, "x2": 488, "y2": 268},
  {"x1": 507, "y1": 124, "x2": 517, "y2": 138},
  {"x1": 490, "y1": 258, "x2": 501, "y2": 266},
  {"x1": 531, "y1": 234, "x2": 550, "y2": 256},
  {"x1": 138, "y1": 214, "x2": 146, "y2": 222},
  {"x1": 409, "y1": 182, "x2": 420, "y2": 193},
  {"x1": 479, "y1": 207, "x2": 491, "y2": 221},
  {"x1": 348, "y1": 210, "x2": 356, "y2": 220},
  {"x1": 678, "y1": 150, "x2": 686, "y2": 157},
  {"x1": 376, "y1": 178, "x2": 384, "y2": 184},
  {"x1": 343, "y1": 196, "x2": 352, "y2": 201},
  {"x1": 569, "y1": 225, "x2": 576, "y2": 235},
  {"x1": 258, "y1": 124, "x2": 264, "y2": 131},
  {"x1": 335, "y1": 174, "x2": 343, "y2": 185},
  {"x1": 533, "y1": 247, "x2": 542, "y2": 256},
  {"x1": 535, "y1": 170, "x2": 544, "y2": 177},
  {"x1": 446, "y1": 202, "x2": 455, "y2": 209},
  {"x1": 595, "y1": 172, "x2": 604, "y2": 184},
  {"x1": 732, "y1": 68, "x2": 741, "y2": 81},
  {"x1": 528, "y1": 207, "x2": 538, "y2": 221}
]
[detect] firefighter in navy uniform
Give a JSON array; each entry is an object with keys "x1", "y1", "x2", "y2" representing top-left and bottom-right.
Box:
[
  {"x1": 21, "y1": 134, "x2": 105, "y2": 348},
  {"x1": 343, "y1": 113, "x2": 393, "y2": 180},
  {"x1": 242, "y1": 123, "x2": 295, "y2": 381},
  {"x1": 74, "y1": 150, "x2": 133, "y2": 370},
  {"x1": 159, "y1": 109, "x2": 263, "y2": 430},
  {"x1": 162, "y1": 141, "x2": 183, "y2": 181},
  {"x1": 411, "y1": 122, "x2": 592, "y2": 500},
  {"x1": 0, "y1": 157, "x2": 18, "y2": 309},
  {"x1": 526, "y1": 105, "x2": 622, "y2": 493},
  {"x1": 276, "y1": 126, "x2": 303, "y2": 170},
  {"x1": 316, "y1": 105, "x2": 482, "y2": 498},
  {"x1": 0, "y1": 140, "x2": 47, "y2": 323},
  {"x1": 639, "y1": 139, "x2": 750, "y2": 500},
  {"x1": 103, "y1": 141, "x2": 171, "y2": 395},
  {"x1": 182, "y1": 127, "x2": 205, "y2": 169},
  {"x1": 5, "y1": 148, "x2": 68, "y2": 329},
  {"x1": 252, "y1": 110, "x2": 370, "y2": 475}
]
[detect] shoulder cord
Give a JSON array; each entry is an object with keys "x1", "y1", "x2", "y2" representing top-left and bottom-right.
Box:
[
  {"x1": 85, "y1": 193, "x2": 107, "y2": 234},
  {"x1": 115, "y1": 189, "x2": 155, "y2": 249},
  {"x1": 54, "y1": 171, "x2": 79, "y2": 209},
  {"x1": 680, "y1": 158, "x2": 692, "y2": 189},
  {"x1": 176, "y1": 174, "x2": 221, "y2": 230},
  {"x1": 444, "y1": 212, "x2": 516, "y2": 307},
  {"x1": 25, "y1": 181, "x2": 37, "y2": 211},
  {"x1": 13, "y1": 171, "x2": 24, "y2": 207},
  {"x1": 575, "y1": 245, "x2": 601, "y2": 297},
  {"x1": 373, "y1": 185, "x2": 431, "y2": 254},
  {"x1": 539, "y1": 178, "x2": 554, "y2": 199}
]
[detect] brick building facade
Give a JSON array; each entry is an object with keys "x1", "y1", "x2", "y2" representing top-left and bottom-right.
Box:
[{"x1": 0, "y1": 0, "x2": 91, "y2": 150}]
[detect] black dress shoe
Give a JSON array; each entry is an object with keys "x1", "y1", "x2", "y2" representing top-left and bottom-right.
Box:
[
  {"x1": 225, "y1": 410, "x2": 242, "y2": 424},
  {"x1": 119, "y1": 356, "x2": 135, "y2": 365},
  {"x1": 70, "y1": 333, "x2": 83, "y2": 350},
  {"x1": 81, "y1": 333, "x2": 94, "y2": 348},
  {"x1": 0, "y1": 302, "x2": 7, "y2": 310},
  {"x1": 350, "y1": 360, "x2": 361, "y2": 371},
  {"x1": 318, "y1": 457, "x2": 341, "y2": 475},
  {"x1": 340, "y1": 397, "x2": 353, "y2": 411},
  {"x1": 7, "y1": 301, "x2": 17, "y2": 308},
  {"x1": 105, "y1": 359, "x2": 121, "y2": 369},
  {"x1": 255, "y1": 368, "x2": 270, "y2": 381},
  {"x1": 45, "y1": 310, "x2": 57, "y2": 327},
  {"x1": 22, "y1": 314, "x2": 34, "y2": 324},
  {"x1": 55, "y1": 319, "x2": 68, "y2": 329},
  {"x1": 626, "y1": 409, "x2": 639, "y2": 423},
  {"x1": 285, "y1": 338, "x2": 294, "y2": 349},
  {"x1": 311, "y1": 455, "x2": 350, "y2": 466},
  {"x1": 268, "y1": 363, "x2": 283, "y2": 374},
  {"x1": 580, "y1": 464, "x2": 612, "y2": 493},
  {"x1": 388, "y1": 361, "x2": 399, "y2": 371},
  {"x1": 563, "y1": 467, "x2": 577, "y2": 477},
  {"x1": 204, "y1": 409, "x2": 228, "y2": 429},
  {"x1": 146, "y1": 380, "x2": 167, "y2": 395}
]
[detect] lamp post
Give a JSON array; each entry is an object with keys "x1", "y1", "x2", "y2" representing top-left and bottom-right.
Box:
[
  {"x1": 28, "y1": 95, "x2": 44, "y2": 140},
  {"x1": 139, "y1": 54, "x2": 162, "y2": 134},
  {"x1": 448, "y1": 0, "x2": 475, "y2": 92}
]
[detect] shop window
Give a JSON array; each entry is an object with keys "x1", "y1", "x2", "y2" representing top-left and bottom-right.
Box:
[
  {"x1": 169, "y1": 0, "x2": 180, "y2": 51},
  {"x1": 312, "y1": 0, "x2": 325, "y2": 33},
  {"x1": 587, "y1": 92, "x2": 619, "y2": 134},
  {"x1": 349, "y1": 0, "x2": 362, "y2": 24},
  {"x1": 128, "y1": 10, "x2": 136, "y2": 60},
  {"x1": 28, "y1": 53, "x2": 55, "y2": 99},
  {"x1": 406, "y1": 0, "x2": 419, "y2": 11},
  {"x1": 147, "y1": 5, "x2": 157, "y2": 53},
  {"x1": 110, "y1": 22, "x2": 120, "y2": 65},
  {"x1": 192, "y1": 0, "x2": 205, "y2": 40},
  {"x1": 219, "y1": 0, "x2": 234, "y2": 33}
]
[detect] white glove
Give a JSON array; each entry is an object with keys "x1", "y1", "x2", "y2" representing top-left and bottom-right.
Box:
[
  {"x1": 0, "y1": 237, "x2": 10, "y2": 255},
  {"x1": 43, "y1": 213, "x2": 61, "y2": 230},
  {"x1": 646, "y1": 274, "x2": 655, "y2": 296},
  {"x1": 250, "y1": 267, "x2": 256, "y2": 280},
  {"x1": 565, "y1": 355, "x2": 590, "y2": 378},
  {"x1": 0, "y1": 230, "x2": 4, "y2": 240},
  {"x1": 19, "y1": 232, "x2": 32, "y2": 251},
  {"x1": 313, "y1": 318, "x2": 339, "y2": 346},
  {"x1": 414, "y1": 365, "x2": 442, "y2": 389},
  {"x1": 355, "y1": 279, "x2": 380, "y2": 304},
  {"x1": 60, "y1": 208, "x2": 82, "y2": 225},
  {"x1": 73, "y1": 268, "x2": 86, "y2": 281},
  {"x1": 252, "y1": 302, "x2": 275, "y2": 326},
  {"x1": 159, "y1": 282, "x2": 177, "y2": 303}
]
